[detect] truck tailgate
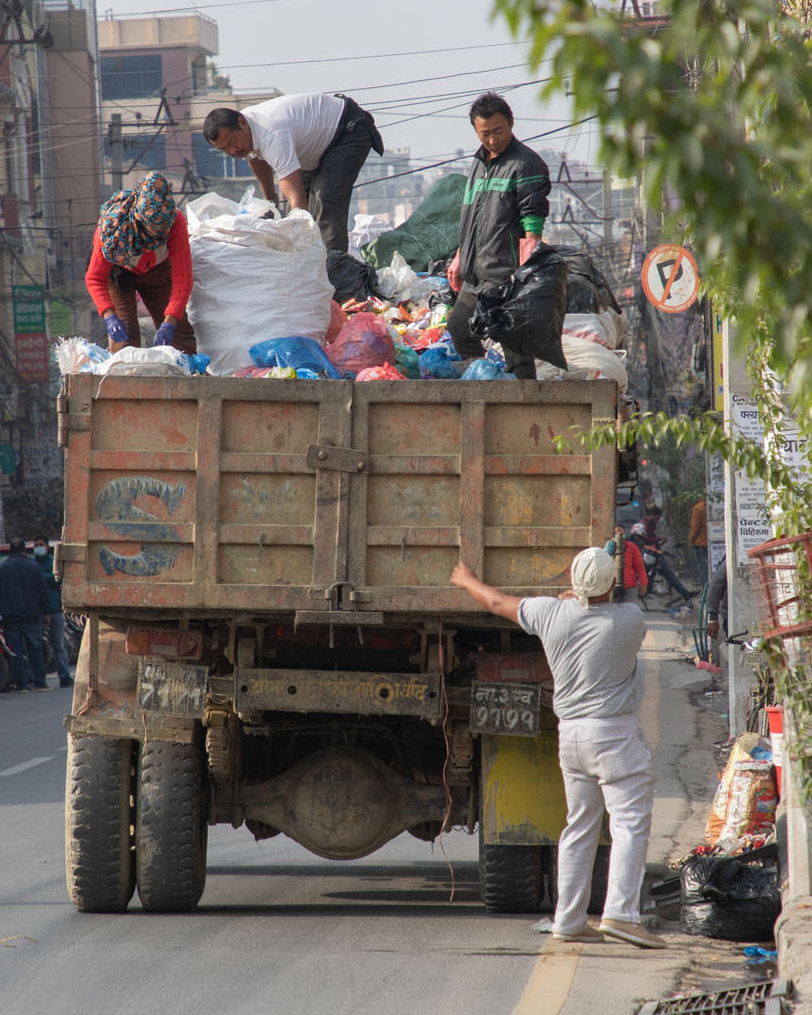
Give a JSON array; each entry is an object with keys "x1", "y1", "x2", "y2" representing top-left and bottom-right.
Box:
[{"x1": 58, "y1": 374, "x2": 617, "y2": 616}]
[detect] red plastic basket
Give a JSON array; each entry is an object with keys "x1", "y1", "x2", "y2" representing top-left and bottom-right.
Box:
[{"x1": 748, "y1": 533, "x2": 812, "y2": 641}]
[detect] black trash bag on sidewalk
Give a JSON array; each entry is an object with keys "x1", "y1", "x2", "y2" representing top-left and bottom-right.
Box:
[
  {"x1": 470, "y1": 244, "x2": 568, "y2": 370},
  {"x1": 680, "y1": 852, "x2": 781, "y2": 941},
  {"x1": 325, "y1": 251, "x2": 378, "y2": 303}
]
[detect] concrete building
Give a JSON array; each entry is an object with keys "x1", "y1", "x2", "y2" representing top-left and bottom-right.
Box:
[
  {"x1": 97, "y1": 12, "x2": 280, "y2": 203},
  {"x1": 1, "y1": 0, "x2": 103, "y2": 538}
]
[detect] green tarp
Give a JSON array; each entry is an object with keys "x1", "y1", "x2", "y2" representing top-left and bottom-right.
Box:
[{"x1": 362, "y1": 173, "x2": 466, "y2": 271}]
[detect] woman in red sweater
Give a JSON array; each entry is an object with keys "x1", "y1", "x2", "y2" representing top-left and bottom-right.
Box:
[{"x1": 85, "y1": 171, "x2": 196, "y2": 354}]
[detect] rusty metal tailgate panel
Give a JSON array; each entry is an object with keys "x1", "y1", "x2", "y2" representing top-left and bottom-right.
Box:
[{"x1": 59, "y1": 375, "x2": 617, "y2": 614}]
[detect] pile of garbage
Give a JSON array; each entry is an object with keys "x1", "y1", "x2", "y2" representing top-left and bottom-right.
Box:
[
  {"x1": 671, "y1": 732, "x2": 782, "y2": 942},
  {"x1": 54, "y1": 192, "x2": 629, "y2": 385}
]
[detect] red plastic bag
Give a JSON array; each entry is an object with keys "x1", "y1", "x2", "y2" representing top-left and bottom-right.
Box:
[
  {"x1": 325, "y1": 312, "x2": 396, "y2": 376},
  {"x1": 324, "y1": 300, "x2": 348, "y2": 345},
  {"x1": 355, "y1": 363, "x2": 406, "y2": 381}
]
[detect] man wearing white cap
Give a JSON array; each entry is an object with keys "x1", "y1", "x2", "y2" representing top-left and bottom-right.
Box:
[{"x1": 451, "y1": 546, "x2": 665, "y2": 949}]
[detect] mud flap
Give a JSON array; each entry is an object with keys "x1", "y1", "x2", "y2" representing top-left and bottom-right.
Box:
[{"x1": 480, "y1": 729, "x2": 568, "y2": 846}]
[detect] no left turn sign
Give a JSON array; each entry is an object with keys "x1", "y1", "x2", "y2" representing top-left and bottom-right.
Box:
[{"x1": 641, "y1": 244, "x2": 700, "y2": 313}]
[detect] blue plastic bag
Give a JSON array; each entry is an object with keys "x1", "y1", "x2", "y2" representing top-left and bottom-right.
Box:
[
  {"x1": 249, "y1": 337, "x2": 340, "y2": 379},
  {"x1": 460, "y1": 359, "x2": 516, "y2": 380},
  {"x1": 418, "y1": 346, "x2": 462, "y2": 379}
]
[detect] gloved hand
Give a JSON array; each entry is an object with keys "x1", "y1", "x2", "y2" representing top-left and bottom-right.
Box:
[
  {"x1": 519, "y1": 237, "x2": 539, "y2": 265},
  {"x1": 447, "y1": 249, "x2": 462, "y2": 293},
  {"x1": 104, "y1": 314, "x2": 128, "y2": 346},
  {"x1": 153, "y1": 322, "x2": 176, "y2": 346}
]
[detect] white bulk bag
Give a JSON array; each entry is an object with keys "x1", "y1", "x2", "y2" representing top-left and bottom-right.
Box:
[{"x1": 186, "y1": 193, "x2": 333, "y2": 375}]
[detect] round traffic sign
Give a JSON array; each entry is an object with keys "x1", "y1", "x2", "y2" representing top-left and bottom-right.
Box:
[{"x1": 641, "y1": 244, "x2": 700, "y2": 313}]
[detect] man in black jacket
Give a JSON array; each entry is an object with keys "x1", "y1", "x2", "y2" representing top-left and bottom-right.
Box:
[
  {"x1": 0, "y1": 537, "x2": 50, "y2": 691},
  {"x1": 447, "y1": 92, "x2": 551, "y2": 378}
]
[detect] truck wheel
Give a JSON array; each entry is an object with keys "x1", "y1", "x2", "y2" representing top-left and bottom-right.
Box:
[
  {"x1": 136, "y1": 739, "x2": 208, "y2": 912},
  {"x1": 544, "y1": 842, "x2": 611, "y2": 915},
  {"x1": 65, "y1": 735, "x2": 136, "y2": 913},
  {"x1": 478, "y1": 826, "x2": 543, "y2": 913}
]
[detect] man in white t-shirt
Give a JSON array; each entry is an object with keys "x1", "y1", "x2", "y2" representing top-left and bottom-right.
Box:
[
  {"x1": 450, "y1": 546, "x2": 666, "y2": 949},
  {"x1": 203, "y1": 93, "x2": 384, "y2": 252}
]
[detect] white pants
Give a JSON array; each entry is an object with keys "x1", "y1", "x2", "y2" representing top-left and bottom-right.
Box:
[{"x1": 552, "y1": 714, "x2": 656, "y2": 935}]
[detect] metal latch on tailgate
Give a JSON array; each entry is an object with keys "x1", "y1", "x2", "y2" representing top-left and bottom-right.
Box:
[{"x1": 306, "y1": 444, "x2": 368, "y2": 473}]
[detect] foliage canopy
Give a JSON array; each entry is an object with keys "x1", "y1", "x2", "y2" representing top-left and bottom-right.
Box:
[{"x1": 494, "y1": 0, "x2": 812, "y2": 394}]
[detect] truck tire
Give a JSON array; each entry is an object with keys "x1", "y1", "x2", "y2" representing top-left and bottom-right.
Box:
[
  {"x1": 65, "y1": 735, "x2": 136, "y2": 913},
  {"x1": 478, "y1": 827, "x2": 543, "y2": 913},
  {"x1": 544, "y1": 843, "x2": 611, "y2": 915},
  {"x1": 136, "y1": 739, "x2": 208, "y2": 912}
]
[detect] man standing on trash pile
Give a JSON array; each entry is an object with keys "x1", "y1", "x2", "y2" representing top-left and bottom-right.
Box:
[
  {"x1": 203, "y1": 93, "x2": 384, "y2": 253},
  {"x1": 446, "y1": 91, "x2": 551, "y2": 379},
  {"x1": 451, "y1": 547, "x2": 667, "y2": 949}
]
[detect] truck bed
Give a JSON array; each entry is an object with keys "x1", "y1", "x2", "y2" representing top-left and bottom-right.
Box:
[{"x1": 58, "y1": 374, "x2": 618, "y2": 620}]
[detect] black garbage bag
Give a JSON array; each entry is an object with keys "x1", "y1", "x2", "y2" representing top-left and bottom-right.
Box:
[
  {"x1": 470, "y1": 244, "x2": 568, "y2": 370},
  {"x1": 325, "y1": 251, "x2": 378, "y2": 303},
  {"x1": 556, "y1": 245, "x2": 622, "y2": 314},
  {"x1": 680, "y1": 852, "x2": 781, "y2": 941},
  {"x1": 428, "y1": 284, "x2": 457, "y2": 309}
]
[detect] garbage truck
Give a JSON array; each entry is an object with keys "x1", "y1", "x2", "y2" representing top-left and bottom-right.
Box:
[{"x1": 58, "y1": 373, "x2": 633, "y2": 914}]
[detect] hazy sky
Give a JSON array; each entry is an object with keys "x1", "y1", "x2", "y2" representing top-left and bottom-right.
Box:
[{"x1": 103, "y1": 0, "x2": 601, "y2": 171}]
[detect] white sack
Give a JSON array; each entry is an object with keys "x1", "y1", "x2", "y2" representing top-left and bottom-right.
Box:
[
  {"x1": 186, "y1": 192, "x2": 333, "y2": 376},
  {"x1": 536, "y1": 334, "x2": 629, "y2": 392},
  {"x1": 562, "y1": 308, "x2": 625, "y2": 350}
]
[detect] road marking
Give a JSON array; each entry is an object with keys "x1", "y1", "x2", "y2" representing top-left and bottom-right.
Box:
[
  {"x1": 512, "y1": 941, "x2": 580, "y2": 1015},
  {"x1": 0, "y1": 757, "x2": 53, "y2": 777}
]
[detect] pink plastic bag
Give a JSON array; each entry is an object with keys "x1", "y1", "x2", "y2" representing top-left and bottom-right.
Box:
[
  {"x1": 325, "y1": 312, "x2": 395, "y2": 376},
  {"x1": 355, "y1": 363, "x2": 406, "y2": 381},
  {"x1": 324, "y1": 300, "x2": 348, "y2": 345}
]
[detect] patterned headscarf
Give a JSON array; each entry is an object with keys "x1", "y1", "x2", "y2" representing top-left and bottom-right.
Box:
[{"x1": 99, "y1": 171, "x2": 177, "y2": 266}]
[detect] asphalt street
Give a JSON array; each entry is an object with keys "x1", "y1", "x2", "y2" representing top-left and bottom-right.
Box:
[{"x1": 0, "y1": 609, "x2": 780, "y2": 1015}]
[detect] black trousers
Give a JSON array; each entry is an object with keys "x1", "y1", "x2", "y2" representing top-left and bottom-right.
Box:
[
  {"x1": 299, "y1": 99, "x2": 383, "y2": 253},
  {"x1": 446, "y1": 289, "x2": 536, "y2": 379}
]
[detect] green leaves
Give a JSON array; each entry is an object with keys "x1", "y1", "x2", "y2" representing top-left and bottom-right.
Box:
[{"x1": 494, "y1": 0, "x2": 812, "y2": 378}]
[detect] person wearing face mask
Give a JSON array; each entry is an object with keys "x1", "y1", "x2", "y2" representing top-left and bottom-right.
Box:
[
  {"x1": 84, "y1": 171, "x2": 196, "y2": 354},
  {"x1": 31, "y1": 536, "x2": 73, "y2": 688}
]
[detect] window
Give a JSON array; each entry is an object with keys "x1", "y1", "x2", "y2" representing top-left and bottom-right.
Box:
[
  {"x1": 192, "y1": 133, "x2": 254, "y2": 179},
  {"x1": 101, "y1": 54, "x2": 163, "y2": 101}
]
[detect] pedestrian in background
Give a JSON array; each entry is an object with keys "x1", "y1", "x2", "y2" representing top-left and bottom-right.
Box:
[
  {"x1": 688, "y1": 498, "x2": 709, "y2": 587},
  {"x1": 450, "y1": 547, "x2": 666, "y2": 949},
  {"x1": 32, "y1": 535, "x2": 73, "y2": 688},
  {"x1": 0, "y1": 537, "x2": 50, "y2": 692},
  {"x1": 605, "y1": 528, "x2": 648, "y2": 602}
]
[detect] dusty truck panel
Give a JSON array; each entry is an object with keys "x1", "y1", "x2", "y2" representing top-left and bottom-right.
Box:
[
  {"x1": 59, "y1": 373, "x2": 617, "y2": 615},
  {"x1": 59, "y1": 372, "x2": 626, "y2": 916}
]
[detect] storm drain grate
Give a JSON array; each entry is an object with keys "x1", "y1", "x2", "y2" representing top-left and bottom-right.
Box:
[{"x1": 637, "y1": 979, "x2": 791, "y2": 1015}]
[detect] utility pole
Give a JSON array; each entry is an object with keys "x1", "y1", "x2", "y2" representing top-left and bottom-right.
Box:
[{"x1": 109, "y1": 113, "x2": 123, "y2": 193}]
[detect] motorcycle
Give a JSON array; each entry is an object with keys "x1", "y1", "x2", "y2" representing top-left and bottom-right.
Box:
[{"x1": 43, "y1": 612, "x2": 85, "y2": 673}]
